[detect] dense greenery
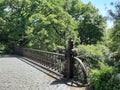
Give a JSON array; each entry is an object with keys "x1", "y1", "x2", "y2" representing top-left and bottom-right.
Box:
[
  {"x1": 76, "y1": 45, "x2": 110, "y2": 69},
  {"x1": 106, "y1": 1, "x2": 120, "y2": 71},
  {"x1": 0, "y1": 0, "x2": 120, "y2": 89},
  {"x1": 88, "y1": 1, "x2": 120, "y2": 90},
  {"x1": 78, "y1": 3, "x2": 106, "y2": 44},
  {"x1": 90, "y1": 63, "x2": 120, "y2": 90},
  {"x1": 0, "y1": 0, "x2": 106, "y2": 51}
]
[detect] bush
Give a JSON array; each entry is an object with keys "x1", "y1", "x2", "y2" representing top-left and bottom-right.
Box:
[
  {"x1": 0, "y1": 44, "x2": 5, "y2": 50},
  {"x1": 109, "y1": 51, "x2": 120, "y2": 72},
  {"x1": 90, "y1": 63, "x2": 120, "y2": 90},
  {"x1": 75, "y1": 44, "x2": 110, "y2": 69}
]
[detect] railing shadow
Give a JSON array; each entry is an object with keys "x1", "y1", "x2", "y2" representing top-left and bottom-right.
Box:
[
  {"x1": 17, "y1": 56, "x2": 63, "y2": 80},
  {"x1": 50, "y1": 79, "x2": 66, "y2": 85},
  {"x1": 14, "y1": 45, "x2": 89, "y2": 87}
]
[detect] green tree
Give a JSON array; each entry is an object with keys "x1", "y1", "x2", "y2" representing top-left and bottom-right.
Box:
[
  {"x1": 108, "y1": 1, "x2": 120, "y2": 51},
  {"x1": 0, "y1": 0, "x2": 79, "y2": 52},
  {"x1": 78, "y1": 3, "x2": 106, "y2": 44},
  {"x1": 0, "y1": 0, "x2": 31, "y2": 46},
  {"x1": 107, "y1": 1, "x2": 120, "y2": 71},
  {"x1": 27, "y1": 0, "x2": 78, "y2": 51},
  {"x1": 0, "y1": 0, "x2": 107, "y2": 52},
  {"x1": 64, "y1": 1, "x2": 106, "y2": 45},
  {"x1": 0, "y1": 0, "x2": 8, "y2": 44}
]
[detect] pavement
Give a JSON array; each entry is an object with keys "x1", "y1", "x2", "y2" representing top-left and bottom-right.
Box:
[{"x1": 0, "y1": 56, "x2": 87, "y2": 90}]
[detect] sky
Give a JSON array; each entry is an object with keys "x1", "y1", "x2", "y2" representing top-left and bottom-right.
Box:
[{"x1": 81, "y1": 0, "x2": 116, "y2": 29}]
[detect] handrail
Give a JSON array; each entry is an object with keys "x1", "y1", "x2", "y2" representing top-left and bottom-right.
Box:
[
  {"x1": 14, "y1": 47, "x2": 66, "y2": 76},
  {"x1": 74, "y1": 57, "x2": 87, "y2": 76},
  {"x1": 72, "y1": 57, "x2": 88, "y2": 85},
  {"x1": 14, "y1": 46, "x2": 88, "y2": 85},
  {"x1": 23, "y1": 48, "x2": 64, "y2": 56}
]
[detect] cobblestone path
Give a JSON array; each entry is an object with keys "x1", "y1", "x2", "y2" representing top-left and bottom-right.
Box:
[{"x1": 0, "y1": 56, "x2": 86, "y2": 90}]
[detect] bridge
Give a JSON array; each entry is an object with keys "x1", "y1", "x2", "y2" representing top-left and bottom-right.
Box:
[{"x1": 0, "y1": 39, "x2": 89, "y2": 90}]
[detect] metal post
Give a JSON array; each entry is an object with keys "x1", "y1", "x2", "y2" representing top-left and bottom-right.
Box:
[{"x1": 64, "y1": 38, "x2": 75, "y2": 79}]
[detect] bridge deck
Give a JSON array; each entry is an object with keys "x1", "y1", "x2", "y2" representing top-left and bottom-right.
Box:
[{"x1": 0, "y1": 56, "x2": 86, "y2": 90}]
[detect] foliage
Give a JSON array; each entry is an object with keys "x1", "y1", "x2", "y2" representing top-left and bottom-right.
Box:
[
  {"x1": 108, "y1": 1, "x2": 120, "y2": 20},
  {"x1": 0, "y1": 44, "x2": 5, "y2": 50},
  {"x1": 0, "y1": 0, "x2": 80, "y2": 52},
  {"x1": 108, "y1": 23, "x2": 120, "y2": 52},
  {"x1": 107, "y1": 1, "x2": 120, "y2": 70},
  {"x1": 107, "y1": 1, "x2": 120, "y2": 51},
  {"x1": 67, "y1": 1, "x2": 106, "y2": 45},
  {"x1": 0, "y1": 0, "x2": 31, "y2": 47},
  {"x1": 0, "y1": 1, "x2": 9, "y2": 44},
  {"x1": 0, "y1": 0, "x2": 119, "y2": 88},
  {"x1": 0, "y1": 0, "x2": 106, "y2": 52},
  {"x1": 78, "y1": 3, "x2": 106, "y2": 44},
  {"x1": 64, "y1": 0, "x2": 107, "y2": 45},
  {"x1": 76, "y1": 44, "x2": 110, "y2": 69},
  {"x1": 26, "y1": 0, "x2": 79, "y2": 51},
  {"x1": 90, "y1": 63, "x2": 120, "y2": 90}
]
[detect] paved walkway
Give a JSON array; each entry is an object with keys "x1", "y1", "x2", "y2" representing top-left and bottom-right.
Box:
[{"x1": 0, "y1": 56, "x2": 86, "y2": 90}]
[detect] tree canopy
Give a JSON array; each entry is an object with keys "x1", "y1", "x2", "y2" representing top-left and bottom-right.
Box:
[
  {"x1": 107, "y1": 1, "x2": 120, "y2": 52},
  {"x1": 1, "y1": 1, "x2": 120, "y2": 89},
  {"x1": 0, "y1": 0, "x2": 106, "y2": 51}
]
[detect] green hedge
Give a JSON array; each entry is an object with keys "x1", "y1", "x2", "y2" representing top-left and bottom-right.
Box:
[
  {"x1": 90, "y1": 63, "x2": 120, "y2": 90},
  {"x1": 75, "y1": 44, "x2": 110, "y2": 69}
]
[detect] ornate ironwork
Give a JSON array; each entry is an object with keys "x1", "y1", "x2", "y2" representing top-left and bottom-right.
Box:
[
  {"x1": 72, "y1": 57, "x2": 88, "y2": 85},
  {"x1": 65, "y1": 38, "x2": 75, "y2": 79},
  {"x1": 15, "y1": 47, "x2": 66, "y2": 75},
  {"x1": 14, "y1": 38, "x2": 88, "y2": 86},
  {"x1": 65, "y1": 38, "x2": 88, "y2": 85}
]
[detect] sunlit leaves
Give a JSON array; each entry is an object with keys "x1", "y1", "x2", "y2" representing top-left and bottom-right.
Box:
[
  {"x1": 0, "y1": 0, "x2": 106, "y2": 52},
  {"x1": 78, "y1": 3, "x2": 106, "y2": 44}
]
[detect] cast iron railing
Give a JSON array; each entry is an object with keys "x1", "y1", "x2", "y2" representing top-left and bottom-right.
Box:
[
  {"x1": 14, "y1": 38, "x2": 88, "y2": 86},
  {"x1": 15, "y1": 47, "x2": 66, "y2": 74}
]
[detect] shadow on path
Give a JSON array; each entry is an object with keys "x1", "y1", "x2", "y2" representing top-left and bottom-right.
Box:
[{"x1": 50, "y1": 79, "x2": 66, "y2": 85}]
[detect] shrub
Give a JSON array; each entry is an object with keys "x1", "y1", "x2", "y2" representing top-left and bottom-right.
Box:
[
  {"x1": 75, "y1": 44, "x2": 110, "y2": 69},
  {"x1": 110, "y1": 51, "x2": 120, "y2": 72},
  {"x1": 90, "y1": 63, "x2": 120, "y2": 90},
  {"x1": 0, "y1": 44, "x2": 5, "y2": 50}
]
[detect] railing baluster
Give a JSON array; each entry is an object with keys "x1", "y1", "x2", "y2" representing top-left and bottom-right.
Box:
[{"x1": 14, "y1": 41, "x2": 88, "y2": 86}]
